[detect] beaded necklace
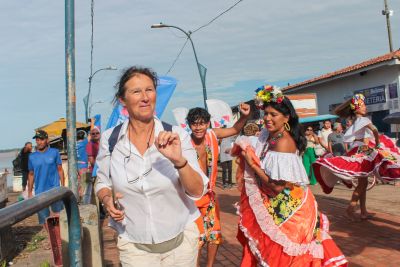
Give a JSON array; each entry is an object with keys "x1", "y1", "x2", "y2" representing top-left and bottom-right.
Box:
[{"x1": 260, "y1": 131, "x2": 284, "y2": 162}]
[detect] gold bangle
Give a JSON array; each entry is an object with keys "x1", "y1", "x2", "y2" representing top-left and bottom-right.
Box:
[{"x1": 174, "y1": 159, "x2": 188, "y2": 170}]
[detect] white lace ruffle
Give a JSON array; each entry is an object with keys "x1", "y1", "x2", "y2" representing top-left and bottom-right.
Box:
[
  {"x1": 240, "y1": 177, "x2": 325, "y2": 258},
  {"x1": 236, "y1": 202, "x2": 270, "y2": 267},
  {"x1": 262, "y1": 151, "x2": 309, "y2": 185}
]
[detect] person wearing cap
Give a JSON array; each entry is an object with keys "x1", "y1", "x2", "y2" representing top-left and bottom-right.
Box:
[{"x1": 28, "y1": 130, "x2": 65, "y2": 231}]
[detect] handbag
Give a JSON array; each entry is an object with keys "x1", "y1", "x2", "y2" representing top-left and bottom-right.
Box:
[{"x1": 314, "y1": 144, "x2": 326, "y2": 157}]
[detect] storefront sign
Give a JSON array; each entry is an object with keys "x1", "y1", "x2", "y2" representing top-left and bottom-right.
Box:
[{"x1": 355, "y1": 85, "x2": 386, "y2": 105}]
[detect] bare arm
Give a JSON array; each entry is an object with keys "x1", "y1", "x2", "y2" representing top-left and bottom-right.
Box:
[
  {"x1": 156, "y1": 131, "x2": 205, "y2": 198},
  {"x1": 367, "y1": 124, "x2": 380, "y2": 147},
  {"x1": 313, "y1": 134, "x2": 320, "y2": 145},
  {"x1": 319, "y1": 136, "x2": 328, "y2": 150},
  {"x1": 57, "y1": 165, "x2": 65, "y2": 186},
  {"x1": 28, "y1": 171, "x2": 34, "y2": 197},
  {"x1": 213, "y1": 103, "x2": 251, "y2": 139},
  {"x1": 173, "y1": 157, "x2": 204, "y2": 197},
  {"x1": 328, "y1": 141, "x2": 333, "y2": 153},
  {"x1": 246, "y1": 158, "x2": 287, "y2": 194}
]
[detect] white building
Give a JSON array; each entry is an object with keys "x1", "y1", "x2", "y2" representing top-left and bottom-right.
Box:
[{"x1": 282, "y1": 50, "x2": 400, "y2": 134}]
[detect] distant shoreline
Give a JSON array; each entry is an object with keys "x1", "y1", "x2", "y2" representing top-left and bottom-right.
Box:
[{"x1": 0, "y1": 148, "x2": 18, "y2": 153}]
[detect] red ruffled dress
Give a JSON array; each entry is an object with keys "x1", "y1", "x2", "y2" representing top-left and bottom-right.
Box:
[
  {"x1": 233, "y1": 133, "x2": 347, "y2": 267},
  {"x1": 313, "y1": 117, "x2": 400, "y2": 194}
]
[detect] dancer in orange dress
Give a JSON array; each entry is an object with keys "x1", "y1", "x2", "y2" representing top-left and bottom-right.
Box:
[
  {"x1": 232, "y1": 85, "x2": 347, "y2": 267},
  {"x1": 186, "y1": 105, "x2": 251, "y2": 267}
]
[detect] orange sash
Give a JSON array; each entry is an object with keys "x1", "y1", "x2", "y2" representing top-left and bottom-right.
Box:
[{"x1": 194, "y1": 130, "x2": 219, "y2": 207}]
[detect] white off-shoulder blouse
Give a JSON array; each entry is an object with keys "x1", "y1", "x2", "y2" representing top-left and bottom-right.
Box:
[{"x1": 255, "y1": 129, "x2": 309, "y2": 185}]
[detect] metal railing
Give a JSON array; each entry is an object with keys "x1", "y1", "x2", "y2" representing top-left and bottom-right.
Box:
[{"x1": 0, "y1": 187, "x2": 82, "y2": 266}]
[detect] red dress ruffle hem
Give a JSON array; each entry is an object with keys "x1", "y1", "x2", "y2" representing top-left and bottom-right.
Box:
[{"x1": 313, "y1": 134, "x2": 400, "y2": 194}]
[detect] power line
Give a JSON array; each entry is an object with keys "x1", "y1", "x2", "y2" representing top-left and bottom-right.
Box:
[
  {"x1": 167, "y1": 28, "x2": 187, "y2": 39},
  {"x1": 192, "y1": 0, "x2": 244, "y2": 33},
  {"x1": 165, "y1": 0, "x2": 244, "y2": 74},
  {"x1": 165, "y1": 38, "x2": 189, "y2": 75}
]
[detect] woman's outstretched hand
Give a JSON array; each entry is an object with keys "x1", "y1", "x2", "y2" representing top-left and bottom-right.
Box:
[
  {"x1": 155, "y1": 131, "x2": 183, "y2": 165},
  {"x1": 239, "y1": 102, "x2": 251, "y2": 117}
]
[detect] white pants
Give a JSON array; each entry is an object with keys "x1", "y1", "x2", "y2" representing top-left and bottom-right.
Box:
[{"x1": 117, "y1": 222, "x2": 199, "y2": 267}]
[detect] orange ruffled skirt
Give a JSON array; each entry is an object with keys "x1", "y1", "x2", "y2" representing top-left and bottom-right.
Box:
[{"x1": 237, "y1": 178, "x2": 347, "y2": 267}]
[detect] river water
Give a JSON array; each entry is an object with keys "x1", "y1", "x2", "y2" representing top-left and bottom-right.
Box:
[{"x1": 0, "y1": 150, "x2": 19, "y2": 188}]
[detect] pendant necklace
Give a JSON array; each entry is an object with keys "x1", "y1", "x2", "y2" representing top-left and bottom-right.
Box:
[
  {"x1": 260, "y1": 131, "x2": 285, "y2": 161},
  {"x1": 128, "y1": 120, "x2": 155, "y2": 156}
]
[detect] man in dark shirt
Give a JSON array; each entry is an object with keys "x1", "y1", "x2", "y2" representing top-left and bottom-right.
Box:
[{"x1": 20, "y1": 142, "x2": 32, "y2": 191}]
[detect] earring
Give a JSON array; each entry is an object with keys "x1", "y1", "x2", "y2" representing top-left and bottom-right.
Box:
[{"x1": 284, "y1": 122, "x2": 291, "y2": 131}]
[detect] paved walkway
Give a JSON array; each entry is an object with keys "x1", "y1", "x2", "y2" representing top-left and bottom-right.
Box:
[
  {"x1": 101, "y1": 182, "x2": 400, "y2": 267},
  {"x1": 8, "y1": 180, "x2": 400, "y2": 266}
]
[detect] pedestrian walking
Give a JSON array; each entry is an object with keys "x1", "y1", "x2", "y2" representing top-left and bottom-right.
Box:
[
  {"x1": 186, "y1": 104, "x2": 251, "y2": 267},
  {"x1": 28, "y1": 130, "x2": 65, "y2": 241},
  {"x1": 86, "y1": 127, "x2": 100, "y2": 172},
  {"x1": 19, "y1": 142, "x2": 32, "y2": 191},
  {"x1": 220, "y1": 136, "x2": 235, "y2": 189},
  {"x1": 313, "y1": 94, "x2": 400, "y2": 221},
  {"x1": 303, "y1": 126, "x2": 319, "y2": 185},
  {"x1": 232, "y1": 85, "x2": 347, "y2": 267},
  {"x1": 95, "y1": 66, "x2": 208, "y2": 267}
]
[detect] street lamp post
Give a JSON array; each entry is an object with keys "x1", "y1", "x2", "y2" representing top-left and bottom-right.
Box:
[
  {"x1": 84, "y1": 66, "x2": 117, "y2": 122},
  {"x1": 88, "y1": 100, "x2": 104, "y2": 119},
  {"x1": 382, "y1": 0, "x2": 394, "y2": 52},
  {"x1": 151, "y1": 23, "x2": 208, "y2": 110}
]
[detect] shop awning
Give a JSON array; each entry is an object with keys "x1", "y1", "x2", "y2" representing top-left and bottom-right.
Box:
[{"x1": 299, "y1": 114, "x2": 338, "y2": 124}]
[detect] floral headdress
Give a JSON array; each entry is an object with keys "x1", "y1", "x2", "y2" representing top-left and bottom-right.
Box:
[
  {"x1": 350, "y1": 93, "x2": 365, "y2": 110},
  {"x1": 254, "y1": 85, "x2": 285, "y2": 109}
]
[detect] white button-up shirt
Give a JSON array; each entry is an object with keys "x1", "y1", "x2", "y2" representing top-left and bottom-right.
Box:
[{"x1": 95, "y1": 118, "x2": 208, "y2": 244}]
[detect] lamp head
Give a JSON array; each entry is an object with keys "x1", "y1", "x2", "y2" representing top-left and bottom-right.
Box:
[{"x1": 151, "y1": 23, "x2": 167, "y2": 28}]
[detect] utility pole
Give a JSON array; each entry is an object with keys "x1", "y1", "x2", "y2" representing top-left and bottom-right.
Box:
[
  {"x1": 65, "y1": 0, "x2": 79, "y2": 200},
  {"x1": 382, "y1": 0, "x2": 394, "y2": 52}
]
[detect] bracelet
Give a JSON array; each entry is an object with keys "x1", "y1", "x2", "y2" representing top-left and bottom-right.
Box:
[
  {"x1": 100, "y1": 194, "x2": 111, "y2": 204},
  {"x1": 174, "y1": 159, "x2": 188, "y2": 170}
]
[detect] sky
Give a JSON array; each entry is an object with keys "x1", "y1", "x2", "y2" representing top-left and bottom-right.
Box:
[{"x1": 1, "y1": 0, "x2": 400, "y2": 149}]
